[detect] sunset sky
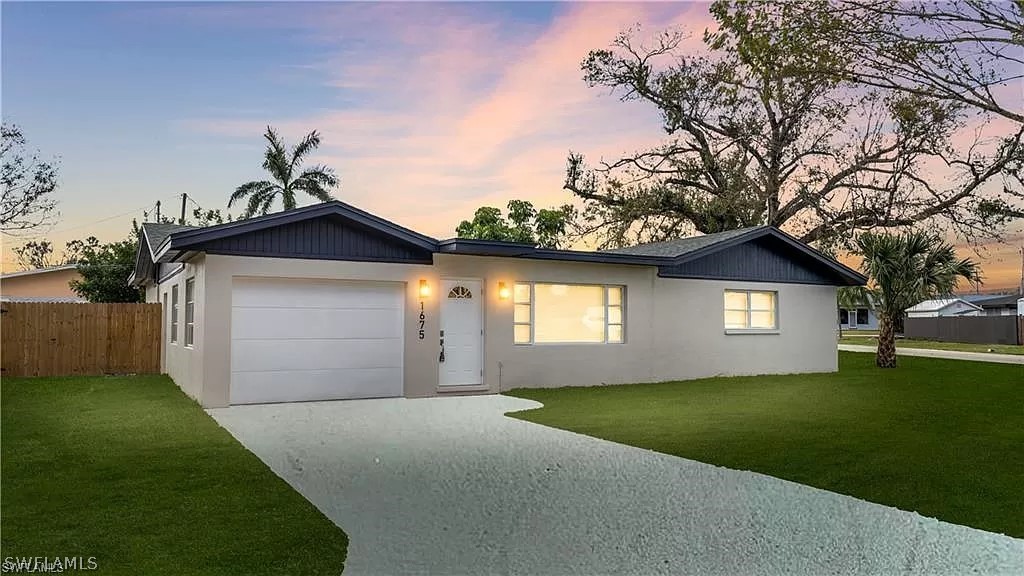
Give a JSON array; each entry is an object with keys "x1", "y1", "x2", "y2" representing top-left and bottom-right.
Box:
[{"x1": 3, "y1": 1, "x2": 1022, "y2": 290}]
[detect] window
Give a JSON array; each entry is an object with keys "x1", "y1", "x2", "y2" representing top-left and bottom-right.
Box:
[
  {"x1": 513, "y1": 283, "x2": 624, "y2": 344},
  {"x1": 856, "y1": 308, "x2": 869, "y2": 325},
  {"x1": 184, "y1": 278, "x2": 195, "y2": 347},
  {"x1": 724, "y1": 290, "x2": 777, "y2": 331},
  {"x1": 170, "y1": 285, "x2": 179, "y2": 343},
  {"x1": 838, "y1": 309, "x2": 849, "y2": 325}
]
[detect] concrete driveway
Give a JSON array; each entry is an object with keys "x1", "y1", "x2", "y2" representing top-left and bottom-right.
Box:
[{"x1": 209, "y1": 396, "x2": 1023, "y2": 576}]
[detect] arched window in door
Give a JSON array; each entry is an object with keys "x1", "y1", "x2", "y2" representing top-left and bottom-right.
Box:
[{"x1": 447, "y1": 285, "x2": 473, "y2": 299}]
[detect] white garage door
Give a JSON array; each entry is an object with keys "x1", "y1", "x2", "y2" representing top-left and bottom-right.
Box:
[{"x1": 231, "y1": 278, "x2": 404, "y2": 404}]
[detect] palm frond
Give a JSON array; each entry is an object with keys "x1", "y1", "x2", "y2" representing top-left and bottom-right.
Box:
[
  {"x1": 292, "y1": 178, "x2": 335, "y2": 203},
  {"x1": 261, "y1": 127, "x2": 292, "y2": 185},
  {"x1": 229, "y1": 180, "x2": 278, "y2": 208},
  {"x1": 297, "y1": 165, "x2": 339, "y2": 189},
  {"x1": 290, "y1": 131, "x2": 321, "y2": 172}
]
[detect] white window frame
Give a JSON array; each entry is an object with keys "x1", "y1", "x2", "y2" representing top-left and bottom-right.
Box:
[
  {"x1": 724, "y1": 289, "x2": 779, "y2": 334},
  {"x1": 170, "y1": 285, "x2": 179, "y2": 344},
  {"x1": 513, "y1": 282, "x2": 625, "y2": 345},
  {"x1": 184, "y1": 278, "x2": 195, "y2": 348}
]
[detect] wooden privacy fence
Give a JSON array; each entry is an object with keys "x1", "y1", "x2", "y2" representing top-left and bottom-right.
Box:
[
  {"x1": 904, "y1": 315, "x2": 1023, "y2": 346},
  {"x1": 1, "y1": 302, "x2": 161, "y2": 377}
]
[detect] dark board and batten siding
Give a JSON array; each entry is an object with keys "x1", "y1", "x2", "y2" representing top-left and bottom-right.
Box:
[
  {"x1": 658, "y1": 236, "x2": 840, "y2": 285},
  {"x1": 196, "y1": 215, "x2": 433, "y2": 264}
]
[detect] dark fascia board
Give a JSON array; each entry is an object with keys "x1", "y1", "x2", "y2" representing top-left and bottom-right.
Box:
[
  {"x1": 668, "y1": 226, "x2": 868, "y2": 286},
  {"x1": 156, "y1": 201, "x2": 439, "y2": 261},
  {"x1": 437, "y1": 238, "x2": 538, "y2": 257},
  {"x1": 438, "y1": 238, "x2": 673, "y2": 266}
]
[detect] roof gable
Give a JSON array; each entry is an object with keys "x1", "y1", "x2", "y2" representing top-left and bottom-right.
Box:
[
  {"x1": 190, "y1": 213, "x2": 434, "y2": 263},
  {"x1": 658, "y1": 233, "x2": 857, "y2": 285}
]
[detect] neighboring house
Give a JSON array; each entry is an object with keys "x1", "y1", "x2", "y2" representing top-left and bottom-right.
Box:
[
  {"x1": 960, "y1": 294, "x2": 1022, "y2": 316},
  {"x1": 129, "y1": 201, "x2": 866, "y2": 408},
  {"x1": 838, "y1": 305, "x2": 878, "y2": 330},
  {"x1": 1018, "y1": 297, "x2": 1024, "y2": 316},
  {"x1": 905, "y1": 298, "x2": 983, "y2": 318},
  {"x1": 0, "y1": 265, "x2": 85, "y2": 302}
]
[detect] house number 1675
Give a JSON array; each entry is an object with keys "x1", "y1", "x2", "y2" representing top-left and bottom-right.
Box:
[{"x1": 418, "y1": 302, "x2": 425, "y2": 340}]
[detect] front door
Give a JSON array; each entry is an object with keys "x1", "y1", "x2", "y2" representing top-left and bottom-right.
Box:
[{"x1": 439, "y1": 279, "x2": 483, "y2": 387}]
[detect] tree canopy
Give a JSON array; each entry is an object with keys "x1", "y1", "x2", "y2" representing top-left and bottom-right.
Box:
[
  {"x1": 229, "y1": 127, "x2": 338, "y2": 219},
  {"x1": 564, "y1": 0, "x2": 1022, "y2": 252},
  {"x1": 1, "y1": 123, "x2": 59, "y2": 235},
  {"x1": 455, "y1": 200, "x2": 575, "y2": 249},
  {"x1": 70, "y1": 235, "x2": 143, "y2": 303}
]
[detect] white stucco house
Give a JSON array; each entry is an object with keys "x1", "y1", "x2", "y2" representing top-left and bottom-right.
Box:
[
  {"x1": 905, "y1": 298, "x2": 983, "y2": 318},
  {"x1": 839, "y1": 305, "x2": 878, "y2": 330},
  {"x1": 129, "y1": 201, "x2": 866, "y2": 408}
]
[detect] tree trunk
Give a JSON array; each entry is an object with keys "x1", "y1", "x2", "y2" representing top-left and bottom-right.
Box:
[{"x1": 876, "y1": 314, "x2": 898, "y2": 368}]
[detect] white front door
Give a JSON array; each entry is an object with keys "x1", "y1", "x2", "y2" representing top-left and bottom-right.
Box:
[{"x1": 439, "y1": 279, "x2": 483, "y2": 387}]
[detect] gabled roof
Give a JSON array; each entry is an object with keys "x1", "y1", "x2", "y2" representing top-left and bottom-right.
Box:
[
  {"x1": 604, "y1": 227, "x2": 763, "y2": 257},
  {"x1": 906, "y1": 298, "x2": 984, "y2": 313},
  {"x1": 1, "y1": 264, "x2": 78, "y2": 279},
  {"x1": 156, "y1": 201, "x2": 437, "y2": 259},
  {"x1": 130, "y1": 201, "x2": 867, "y2": 287},
  {"x1": 608, "y1": 226, "x2": 866, "y2": 286},
  {"x1": 960, "y1": 294, "x2": 1020, "y2": 308},
  {"x1": 142, "y1": 223, "x2": 197, "y2": 257}
]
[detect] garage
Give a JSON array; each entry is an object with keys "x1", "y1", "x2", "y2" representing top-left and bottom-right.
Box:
[{"x1": 230, "y1": 277, "x2": 404, "y2": 404}]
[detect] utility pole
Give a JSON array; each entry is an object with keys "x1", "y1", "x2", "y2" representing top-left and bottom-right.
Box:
[
  {"x1": 1019, "y1": 245, "x2": 1023, "y2": 297},
  {"x1": 155, "y1": 200, "x2": 161, "y2": 222},
  {"x1": 180, "y1": 193, "x2": 187, "y2": 225}
]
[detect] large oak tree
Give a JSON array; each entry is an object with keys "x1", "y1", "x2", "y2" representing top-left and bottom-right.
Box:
[{"x1": 564, "y1": 1, "x2": 1022, "y2": 251}]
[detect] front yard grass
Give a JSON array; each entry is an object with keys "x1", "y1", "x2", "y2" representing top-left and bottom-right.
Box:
[
  {"x1": 1, "y1": 375, "x2": 347, "y2": 575},
  {"x1": 839, "y1": 336, "x2": 1024, "y2": 355},
  {"x1": 506, "y1": 352, "x2": 1024, "y2": 538}
]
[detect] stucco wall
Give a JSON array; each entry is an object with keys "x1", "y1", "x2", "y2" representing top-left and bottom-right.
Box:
[
  {"x1": 149, "y1": 253, "x2": 840, "y2": 408},
  {"x1": 1, "y1": 268, "x2": 81, "y2": 298},
  {"x1": 149, "y1": 255, "x2": 205, "y2": 403},
  {"x1": 650, "y1": 278, "x2": 838, "y2": 382}
]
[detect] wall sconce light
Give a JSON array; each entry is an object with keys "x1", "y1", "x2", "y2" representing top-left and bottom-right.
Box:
[
  {"x1": 419, "y1": 279, "x2": 430, "y2": 298},
  {"x1": 498, "y1": 281, "x2": 511, "y2": 300}
]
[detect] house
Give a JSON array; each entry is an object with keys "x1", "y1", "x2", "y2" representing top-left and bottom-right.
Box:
[
  {"x1": 960, "y1": 294, "x2": 1022, "y2": 316},
  {"x1": 905, "y1": 298, "x2": 983, "y2": 318},
  {"x1": 0, "y1": 264, "x2": 86, "y2": 302},
  {"x1": 838, "y1": 304, "x2": 878, "y2": 330},
  {"x1": 128, "y1": 201, "x2": 866, "y2": 408}
]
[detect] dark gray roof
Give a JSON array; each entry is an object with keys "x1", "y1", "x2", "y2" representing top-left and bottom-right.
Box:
[
  {"x1": 603, "y1": 226, "x2": 765, "y2": 257},
  {"x1": 141, "y1": 223, "x2": 197, "y2": 255},
  {"x1": 960, "y1": 293, "x2": 1021, "y2": 307}
]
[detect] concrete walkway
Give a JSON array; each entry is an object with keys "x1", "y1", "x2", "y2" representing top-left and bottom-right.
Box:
[
  {"x1": 839, "y1": 343, "x2": 1024, "y2": 364},
  {"x1": 209, "y1": 396, "x2": 1023, "y2": 576}
]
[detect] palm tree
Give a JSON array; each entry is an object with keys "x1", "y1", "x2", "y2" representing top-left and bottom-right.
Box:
[
  {"x1": 855, "y1": 231, "x2": 981, "y2": 368},
  {"x1": 229, "y1": 127, "x2": 338, "y2": 218}
]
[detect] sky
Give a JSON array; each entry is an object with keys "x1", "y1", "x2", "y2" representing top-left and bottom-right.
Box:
[{"x1": 2, "y1": 1, "x2": 1022, "y2": 290}]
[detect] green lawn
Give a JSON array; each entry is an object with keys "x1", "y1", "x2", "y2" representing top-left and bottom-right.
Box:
[
  {"x1": 506, "y1": 352, "x2": 1024, "y2": 538},
  {"x1": 1, "y1": 376, "x2": 347, "y2": 575},
  {"x1": 839, "y1": 336, "x2": 1024, "y2": 355}
]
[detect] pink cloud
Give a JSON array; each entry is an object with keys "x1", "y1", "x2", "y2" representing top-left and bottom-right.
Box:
[{"x1": 179, "y1": 3, "x2": 718, "y2": 239}]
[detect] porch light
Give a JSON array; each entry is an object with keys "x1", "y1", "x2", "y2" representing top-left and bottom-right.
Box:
[
  {"x1": 498, "y1": 282, "x2": 511, "y2": 300},
  {"x1": 419, "y1": 279, "x2": 431, "y2": 298}
]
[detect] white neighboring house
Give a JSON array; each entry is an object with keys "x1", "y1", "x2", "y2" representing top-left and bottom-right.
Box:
[
  {"x1": 838, "y1": 305, "x2": 878, "y2": 330},
  {"x1": 905, "y1": 298, "x2": 983, "y2": 318}
]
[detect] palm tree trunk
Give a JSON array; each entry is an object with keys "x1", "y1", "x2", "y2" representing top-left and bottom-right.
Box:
[{"x1": 876, "y1": 314, "x2": 898, "y2": 368}]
